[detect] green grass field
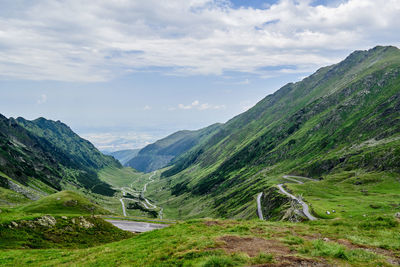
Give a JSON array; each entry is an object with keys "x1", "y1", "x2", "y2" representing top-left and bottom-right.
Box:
[
  {"x1": 0, "y1": 218, "x2": 398, "y2": 266},
  {"x1": 286, "y1": 171, "x2": 400, "y2": 220}
]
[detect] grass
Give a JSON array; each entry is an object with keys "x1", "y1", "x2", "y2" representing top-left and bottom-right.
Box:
[
  {"x1": 0, "y1": 215, "x2": 133, "y2": 249},
  {"x1": 17, "y1": 190, "x2": 110, "y2": 215},
  {"x1": 98, "y1": 166, "x2": 145, "y2": 190},
  {"x1": 0, "y1": 218, "x2": 398, "y2": 266},
  {"x1": 286, "y1": 171, "x2": 400, "y2": 220}
]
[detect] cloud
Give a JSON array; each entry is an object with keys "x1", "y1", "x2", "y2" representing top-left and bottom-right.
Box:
[
  {"x1": 143, "y1": 105, "x2": 151, "y2": 110},
  {"x1": 177, "y1": 100, "x2": 226, "y2": 110},
  {"x1": 81, "y1": 131, "x2": 159, "y2": 152},
  {"x1": 36, "y1": 94, "x2": 47, "y2": 104},
  {"x1": 0, "y1": 0, "x2": 399, "y2": 81}
]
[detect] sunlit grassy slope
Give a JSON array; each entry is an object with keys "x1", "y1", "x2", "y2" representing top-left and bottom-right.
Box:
[
  {"x1": 18, "y1": 190, "x2": 109, "y2": 215},
  {"x1": 1, "y1": 217, "x2": 399, "y2": 266},
  {"x1": 144, "y1": 46, "x2": 400, "y2": 219}
]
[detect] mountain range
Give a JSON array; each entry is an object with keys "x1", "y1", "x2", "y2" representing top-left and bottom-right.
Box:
[
  {"x1": 139, "y1": 45, "x2": 400, "y2": 218},
  {"x1": 0, "y1": 116, "x2": 121, "y2": 202},
  {"x1": 124, "y1": 123, "x2": 221, "y2": 172},
  {"x1": 1, "y1": 46, "x2": 399, "y2": 220}
]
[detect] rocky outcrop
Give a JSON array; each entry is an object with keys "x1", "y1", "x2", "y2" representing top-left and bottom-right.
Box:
[
  {"x1": 6, "y1": 215, "x2": 95, "y2": 230},
  {"x1": 260, "y1": 186, "x2": 306, "y2": 222}
]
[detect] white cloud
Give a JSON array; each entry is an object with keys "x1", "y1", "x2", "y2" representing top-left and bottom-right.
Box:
[
  {"x1": 143, "y1": 105, "x2": 151, "y2": 110},
  {"x1": 0, "y1": 0, "x2": 399, "y2": 81},
  {"x1": 36, "y1": 94, "x2": 47, "y2": 104},
  {"x1": 177, "y1": 100, "x2": 226, "y2": 110},
  {"x1": 81, "y1": 131, "x2": 159, "y2": 152}
]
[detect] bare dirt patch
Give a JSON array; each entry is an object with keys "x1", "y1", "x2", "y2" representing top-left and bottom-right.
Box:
[{"x1": 216, "y1": 235, "x2": 290, "y2": 257}]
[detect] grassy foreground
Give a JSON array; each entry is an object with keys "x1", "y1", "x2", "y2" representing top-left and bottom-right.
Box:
[{"x1": 1, "y1": 217, "x2": 399, "y2": 266}]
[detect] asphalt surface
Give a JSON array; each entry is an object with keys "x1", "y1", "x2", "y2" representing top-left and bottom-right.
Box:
[
  {"x1": 256, "y1": 192, "x2": 264, "y2": 220},
  {"x1": 257, "y1": 175, "x2": 318, "y2": 221},
  {"x1": 106, "y1": 219, "x2": 168, "y2": 232},
  {"x1": 119, "y1": 198, "x2": 127, "y2": 217},
  {"x1": 277, "y1": 183, "x2": 317, "y2": 221},
  {"x1": 119, "y1": 171, "x2": 162, "y2": 218}
]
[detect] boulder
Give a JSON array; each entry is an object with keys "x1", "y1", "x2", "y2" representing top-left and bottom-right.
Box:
[{"x1": 36, "y1": 215, "x2": 57, "y2": 227}]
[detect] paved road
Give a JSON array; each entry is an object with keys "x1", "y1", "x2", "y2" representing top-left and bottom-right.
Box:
[
  {"x1": 256, "y1": 192, "x2": 264, "y2": 220},
  {"x1": 282, "y1": 175, "x2": 318, "y2": 182},
  {"x1": 119, "y1": 171, "x2": 161, "y2": 217},
  {"x1": 106, "y1": 219, "x2": 168, "y2": 233},
  {"x1": 277, "y1": 183, "x2": 317, "y2": 221},
  {"x1": 119, "y1": 198, "x2": 127, "y2": 217},
  {"x1": 141, "y1": 171, "x2": 164, "y2": 219},
  {"x1": 257, "y1": 175, "x2": 318, "y2": 221}
]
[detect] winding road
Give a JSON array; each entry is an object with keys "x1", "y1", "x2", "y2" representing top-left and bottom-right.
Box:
[
  {"x1": 257, "y1": 175, "x2": 318, "y2": 221},
  {"x1": 119, "y1": 198, "x2": 127, "y2": 217},
  {"x1": 119, "y1": 171, "x2": 163, "y2": 219},
  {"x1": 277, "y1": 182, "x2": 317, "y2": 221},
  {"x1": 256, "y1": 192, "x2": 264, "y2": 220}
]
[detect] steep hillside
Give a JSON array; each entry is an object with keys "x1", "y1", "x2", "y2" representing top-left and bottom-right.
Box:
[
  {"x1": 105, "y1": 149, "x2": 139, "y2": 165},
  {"x1": 126, "y1": 123, "x2": 221, "y2": 172},
  {"x1": 0, "y1": 115, "x2": 120, "y2": 200},
  {"x1": 16, "y1": 117, "x2": 119, "y2": 170},
  {"x1": 152, "y1": 46, "x2": 400, "y2": 218}
]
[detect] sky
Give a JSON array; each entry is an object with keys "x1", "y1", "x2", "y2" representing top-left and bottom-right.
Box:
[{"x1": 0, "y1": 0, "x2": 399, "y2": 151}]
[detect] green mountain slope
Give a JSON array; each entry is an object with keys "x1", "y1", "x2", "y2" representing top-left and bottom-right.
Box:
[
  {"x1": 105, "y1": 149, "x2": 140, "y2": 165},
  {"x1": 0, "y1": 115, "x2": 120, "y2": 199},
  {"x1": 19, "y1": 190, "x2": 109, "y2": 215},
  {"x1": 150, "y1": 46, "x2": 400, "y2": 218},
  {"x1": 126, "y1": 123, "x2": 221, "y2": 172}
]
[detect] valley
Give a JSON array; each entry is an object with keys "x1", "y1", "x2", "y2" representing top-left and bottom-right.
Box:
[{"x1": 1, "y1": 46, "x2": 400, "y2": 266}]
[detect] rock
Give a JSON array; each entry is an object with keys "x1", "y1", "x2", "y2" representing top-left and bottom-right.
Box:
[
  {"x1": 326, "y1": 211, "x2": 331, "y2": 215},
  {"x1": 25, "y1": 221, "x2": 35, "y2": 228},
  {"x1": 57, "y1": 197, "x2": 61, "y2": 200},
  {"x1": 323, "y1": 237, "x2": 330, "y2": 242},
  {"x1": 36, "y1": 215, "x2": 57, "y2": 227},
  {"x1": 332, "y1": 210, "x2": 336, "y2": 213},
  {"x1": 395, "y1": 212, "x2": 400, "y2": 219},
  {"x1": 61, "y1": 216, "x2": 67, "y2": 220},
  {"x1": 11, "y1": 221, "x2": 18, "y2": 228},
  {"x1": 78, "y1": 216, "x2": 94, "y2": 228}
]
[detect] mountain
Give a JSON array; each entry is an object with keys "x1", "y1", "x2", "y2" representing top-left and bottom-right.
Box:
[
  {"x1": 104, "y1": 149, "x2": 140, "y2": 165},
  {"x1": 126, "y1": 123, "x2": 222, "y2": 172},
  {"x1": 0, "y1": 115, "x2": 121, "y2": 200},
  {"x1": 148, "y1": 46, "x2": 400, "y2": 218}
]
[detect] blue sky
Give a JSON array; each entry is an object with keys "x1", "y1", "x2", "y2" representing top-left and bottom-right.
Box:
[{"x1": 0, "y1": 0, "x2": 399, "y2": 151}]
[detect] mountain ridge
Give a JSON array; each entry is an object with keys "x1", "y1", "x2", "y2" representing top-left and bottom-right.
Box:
[
  {"x1": 142, "y1": 45, "x2": 400, "y2": 219},
  {"x1": 0, "y1": 115, "x2": 121, "y2": 200},
  {"x1": 126, "y1": 123, "x2": 222, "y2": 172}
]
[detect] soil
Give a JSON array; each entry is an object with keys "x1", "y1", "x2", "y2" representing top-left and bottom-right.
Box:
[{"x1": 217, "y1": 235, "x2": 290, "y2": 257}]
